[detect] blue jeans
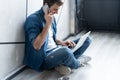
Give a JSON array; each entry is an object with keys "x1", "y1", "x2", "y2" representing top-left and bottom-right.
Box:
[{"x1": 42, "y1": 37, "x2": 91, "y2": 70}]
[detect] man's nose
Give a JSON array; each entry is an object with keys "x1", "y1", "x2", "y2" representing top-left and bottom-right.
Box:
[{"x1": 55, "y1": 11, "x2": 58, "y2": 14}]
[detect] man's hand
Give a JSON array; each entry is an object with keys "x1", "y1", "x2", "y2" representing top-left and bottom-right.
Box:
[
  {"x1": 62, "y1": 40, "x2": 76, "y2": 48},
  {"x1": 56, "y1": 39, "x2": 76, "y2": 48},
  {"x1": 44, "y1": 12, "x2": 53, "y2": 26}
]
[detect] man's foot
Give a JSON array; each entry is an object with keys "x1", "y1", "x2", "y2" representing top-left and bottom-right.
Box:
[
  {"x1": 58, "y1": 76, "x2": 69, "y2": 80},
  {"x1": 55, "y1": 65, "x2": 71, "y2": 75},
  {"x1": 78, "y1": 55, "x2": 91, "y2": 64}
]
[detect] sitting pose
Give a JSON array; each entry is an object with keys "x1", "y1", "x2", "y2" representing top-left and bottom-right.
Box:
[{"x1": 23, "y1": 0, "x2": 91, "y2": 75}]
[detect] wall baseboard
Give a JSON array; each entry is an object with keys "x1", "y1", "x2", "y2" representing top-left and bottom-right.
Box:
[{"x1": 1, "y1": 65, "x2": 27, "y2": 80}]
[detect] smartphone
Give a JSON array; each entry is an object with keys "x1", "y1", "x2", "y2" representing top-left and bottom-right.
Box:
[{"x1": 43, "y1": 4, "x2": 50, "y2": 14}]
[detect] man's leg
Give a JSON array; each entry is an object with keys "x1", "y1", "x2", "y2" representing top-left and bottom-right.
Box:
[
  {"x1": 42, "y1": 46, "x2": 80, "y2": 70},
  {"x1": 73, "y1": 37, "x2": 91, "y2": 59}
]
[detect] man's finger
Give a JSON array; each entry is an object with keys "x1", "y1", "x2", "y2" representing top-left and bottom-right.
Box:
[
  {"x1": 70, "y1": 41, "x2": 76, "y2": 47},
  {"x1": 49, "y1": 12, "x2": 53, "y2": 15}
]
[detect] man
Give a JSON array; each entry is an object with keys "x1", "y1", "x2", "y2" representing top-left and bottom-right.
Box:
[{"x1": 23, "y1": 0, "x2": 91, "y2": 75}]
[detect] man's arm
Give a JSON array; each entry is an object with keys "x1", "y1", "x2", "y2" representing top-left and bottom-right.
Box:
[
  {"x1": 33, "y1": 24, "x2": 50, "y2": 50},
  {"x1": 56, "y1": 39, "x2": 65, "y2": 45},
  {"x1": 33, "y1": 13, "x2": 53, "y2": 50}
]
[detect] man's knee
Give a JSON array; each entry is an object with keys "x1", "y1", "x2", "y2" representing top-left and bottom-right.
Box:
[
  {"x1": 60, "y1": 47, "x2": 73, "y2": 57},
  {"x1": 85, "y1": 37, "x2": 92, "y2": 46}
]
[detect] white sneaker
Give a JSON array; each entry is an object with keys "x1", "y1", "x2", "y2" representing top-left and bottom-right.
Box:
[
  {"x1": 55, "y1": 65, "x2": 71, "y2": 75},
  {"x1": 58, "y1": 76, "x2": 69, "y2": 80},
  {"x1": 78, "y1": 55, "x2": 91, "y2": 64}
]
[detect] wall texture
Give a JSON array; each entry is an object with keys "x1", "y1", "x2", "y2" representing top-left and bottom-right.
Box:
[
  {"x1": 55, "y1": 0, "x2": 70, "y2": 39},
  {"x1": 0, "y1": 0, "x2": 70, "y2": 79},
  {"x1": 0, "y1": 0, "x2": 26, "y2": 79}
]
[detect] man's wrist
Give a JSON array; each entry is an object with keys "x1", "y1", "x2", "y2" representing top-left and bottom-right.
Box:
[
  {"x1": 45, "y1": 22, "x2": 51, "y2": 27},
  {"x1": 56, "y1": 40, "x2": 63, "y2": 45}
]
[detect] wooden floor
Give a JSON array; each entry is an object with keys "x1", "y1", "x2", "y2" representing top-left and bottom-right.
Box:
[{"x1": 12, "y1": 31, "x2": 120, "y2": 80}]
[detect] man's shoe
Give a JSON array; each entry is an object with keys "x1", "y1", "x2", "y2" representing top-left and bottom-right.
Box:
[
  {"x1": 55, "y1": 65, "x2": 71, "y2": 75},
  {"x1": 78, "y1": 55, "x2": 91, "y2": 64},
  {"x1": 58, "y1": 76, "x2": 69, "y2": 80}
]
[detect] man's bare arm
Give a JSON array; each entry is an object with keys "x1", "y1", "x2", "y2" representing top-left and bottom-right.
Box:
[
  {"x1": 33, "y1": 12, "x2": 53, "y2": 50},
  {"x1": 33, "y1": 24, "x2": 50, "y2": 50},
  {"x1": 56, "y1": 39, "x2": 63, "y2": 45}
]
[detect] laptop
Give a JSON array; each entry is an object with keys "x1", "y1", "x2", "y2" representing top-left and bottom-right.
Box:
[{"x1": 71, "y1": 31, "x2": 91, "y2": 52}]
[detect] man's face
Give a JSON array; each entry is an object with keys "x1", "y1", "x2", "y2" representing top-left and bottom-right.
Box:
[{"x1": 49, "y1": 4, "x2": 61, "y2": 15}]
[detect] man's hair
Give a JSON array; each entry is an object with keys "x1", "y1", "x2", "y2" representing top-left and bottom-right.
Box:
[{"x1": 43, "y1": 0, "x2": 63, "y2": 7}]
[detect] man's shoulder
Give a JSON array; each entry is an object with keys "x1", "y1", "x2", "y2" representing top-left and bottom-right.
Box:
[
  {"x1": 27, "y1": 8, "x2": 44, "y2": 20},
  {"x1": 24, "y1": 8, "x2": 45, "y2": 29}
]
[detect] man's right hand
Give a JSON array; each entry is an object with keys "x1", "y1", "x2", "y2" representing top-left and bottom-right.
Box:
[{"x1": 44, "y1": 12, "x2": 53, "y2": 26}]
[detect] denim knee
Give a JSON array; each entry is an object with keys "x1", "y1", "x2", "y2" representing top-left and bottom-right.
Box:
[
  {"x1": 61, "y1": 47, "x2": 80, "y2": 68},
  {"x1": 85, "y1": 37, "x2": 92, "y2": 46},
  {"x1": 60, "y1": 46, "x2": 73, "y2": 57}
]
